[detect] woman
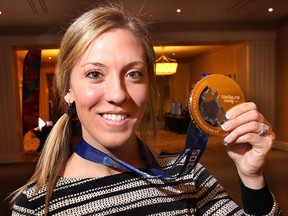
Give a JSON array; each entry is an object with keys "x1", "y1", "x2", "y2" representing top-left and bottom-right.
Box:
[{"x1": 12, "y1": 5, "x2": 281, "y2": 215}]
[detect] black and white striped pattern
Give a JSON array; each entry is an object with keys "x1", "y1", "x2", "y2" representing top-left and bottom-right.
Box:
[{"x1": 12, "y1": 154, "x2": 278, "y2": 215}]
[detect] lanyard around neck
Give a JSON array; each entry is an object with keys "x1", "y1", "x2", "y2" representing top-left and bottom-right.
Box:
[{"x1": 74, "y1": 122, "x2": 208, "y2": 180}]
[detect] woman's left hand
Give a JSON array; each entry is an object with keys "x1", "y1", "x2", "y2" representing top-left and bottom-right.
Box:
[{"x1": 221, "y1": 102, "x2": 275, "y2": 189}]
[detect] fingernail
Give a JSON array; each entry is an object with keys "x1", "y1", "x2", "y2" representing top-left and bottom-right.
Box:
[
  {"x1": 221, "y1": 121, "x2": 230, "y2": 131},
  {"x1": 223, "y1": 135, "x2": 230, "y2": 145},
  {"x1": 225, "y1": 111, "x2": 234, "y2": 120}
]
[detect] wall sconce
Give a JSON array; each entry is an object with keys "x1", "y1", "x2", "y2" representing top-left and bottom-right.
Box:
[{"x1": 156, "y1": 48, "x2": 178, "y2": 75}]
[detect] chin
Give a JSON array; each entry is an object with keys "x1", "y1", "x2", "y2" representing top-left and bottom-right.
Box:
[{"x1": 101, "y1": 132, "x2": 136, "y2": 150}]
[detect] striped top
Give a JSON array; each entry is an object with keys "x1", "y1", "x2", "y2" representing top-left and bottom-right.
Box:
[{"x1": 12, "y1": 154, "x2": 281, "y2": 215}]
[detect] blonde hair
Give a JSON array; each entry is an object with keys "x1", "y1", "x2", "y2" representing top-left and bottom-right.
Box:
[{"x1": 11, "y1": 5, "x2": 157, "y2": 215}]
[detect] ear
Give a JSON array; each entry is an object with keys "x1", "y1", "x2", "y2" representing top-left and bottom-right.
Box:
[{"x1": 64, "y1": 90, "x2": 74, "y2": 105}]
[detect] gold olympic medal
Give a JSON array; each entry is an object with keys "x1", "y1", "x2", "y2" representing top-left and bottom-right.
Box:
[{"x1": 188, "y1": 74, "x2": 245, "y2": 136}]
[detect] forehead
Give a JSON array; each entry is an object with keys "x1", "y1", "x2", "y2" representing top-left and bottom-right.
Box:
[{"x1": 82, "y1": 28, "x2": 145, "y2": 61}]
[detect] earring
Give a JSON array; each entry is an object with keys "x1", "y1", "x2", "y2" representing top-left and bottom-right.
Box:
[{"x1": 68, "y1": 98, "x2": 72, "y2": 107}]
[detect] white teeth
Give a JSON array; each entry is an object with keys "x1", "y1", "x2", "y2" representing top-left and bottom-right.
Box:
[{"x1": 102, "y1": 114, "x2": 127, "y2": 122}]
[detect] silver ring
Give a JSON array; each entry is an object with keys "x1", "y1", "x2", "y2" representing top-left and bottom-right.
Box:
[{"x1": 258, "y1": 122, "x2": 269, "y2": 136}]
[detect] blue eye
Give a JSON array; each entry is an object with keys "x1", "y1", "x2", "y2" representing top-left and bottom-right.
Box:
[
  {"x1": 126, "y1": 71, "x2": 143, "y2": 79},
  {"x1": 86, "y1": 70, "x2": 103, "y2": 79}
]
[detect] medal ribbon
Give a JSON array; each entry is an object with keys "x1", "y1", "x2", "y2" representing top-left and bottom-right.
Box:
[{"x1": 75, "y1": 122, "x2": 209, "y2": 180}]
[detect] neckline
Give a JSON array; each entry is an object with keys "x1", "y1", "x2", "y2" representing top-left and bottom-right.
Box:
[{"x1": 59, "y1": 167, "x2": 152, "y2": 181}]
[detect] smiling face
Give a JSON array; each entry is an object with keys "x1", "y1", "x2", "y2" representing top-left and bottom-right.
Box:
[{"x1": 67, "y1": 29, "x2": 149, "y2": 153}]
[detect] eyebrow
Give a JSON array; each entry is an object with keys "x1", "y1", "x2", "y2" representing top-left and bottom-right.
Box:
[
  {"x1": 82, "y1": 61, "x2": 146, "y2": 68},
  {"x1": 126, "y1": 61, "x2": 146, "y2": 67},
  {"x1": 81, "y1": 62, "x2": 106, "y2": 68}
]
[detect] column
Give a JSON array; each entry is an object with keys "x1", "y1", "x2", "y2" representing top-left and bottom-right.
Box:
[
  {"x1": 0, "y1": 46, "x2": 23, "y2": 163},
  {"x1": 247, "y1": 40, "x2": 275, "y2": 127}
]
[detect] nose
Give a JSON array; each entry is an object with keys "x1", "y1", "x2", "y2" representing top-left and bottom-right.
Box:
[{"x1": 105, "y1": 75, "x2": 128, "y2": 105}]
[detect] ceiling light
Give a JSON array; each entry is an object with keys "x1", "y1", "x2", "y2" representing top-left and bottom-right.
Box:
[
  {"x1": 156, "y1": 47, "x2": 178, "y2": 76},
  {"x1": 268, "y1": 7, "x2": 273, "y2": 12},
  {"x1": 0, "y1": 11, "x2": 2, "y2": 15},
  {"x1": 176, "y1": 8, "x2": 181, "y2": 13}
]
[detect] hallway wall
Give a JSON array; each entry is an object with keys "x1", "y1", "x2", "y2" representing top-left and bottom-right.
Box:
[{"x1": 276, "y1": 26, "x2": 288, "y2": 144}]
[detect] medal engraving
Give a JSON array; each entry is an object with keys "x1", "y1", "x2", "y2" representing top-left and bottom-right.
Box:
[
  {"x1": 200, "y1": 87, "x2": 227, "y2": 126},
  {"x1": 189, "y1": 74, "x2": 245, "y2": 136}
]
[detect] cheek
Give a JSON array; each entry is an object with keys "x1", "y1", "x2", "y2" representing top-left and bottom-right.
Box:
[
  {"x1": 85, "y1": 88, "x2": 98, "y2": 98},
  {"x1": 131, "y1": 86, "x2": 149, "y2": 109},
  {"x1": 73, "y1": 86, "x2": 102, "y2": 106}
]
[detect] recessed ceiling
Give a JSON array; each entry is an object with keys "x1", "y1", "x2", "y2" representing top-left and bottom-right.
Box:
[
  {"x1": 8, "y1": 0, "x2": 288, "y2": 64},
  {"x1": 1, "y1": 0, "x2": 288, "y2": 27}
]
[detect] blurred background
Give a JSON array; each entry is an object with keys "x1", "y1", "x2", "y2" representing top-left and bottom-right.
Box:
[{"x1": 0, "y1": 0, "x2": 287, "y2": 214}]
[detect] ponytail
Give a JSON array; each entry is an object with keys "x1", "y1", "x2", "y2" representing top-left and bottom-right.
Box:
[{"x1": 10, "y1": 113, "x2": 74, "y2": 215}]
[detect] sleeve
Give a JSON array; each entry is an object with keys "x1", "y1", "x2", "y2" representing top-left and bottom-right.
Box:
[
  {"x1": 193, "y1": 164, "x2": 244, "y2": 215},
  {"x1": 194, "y1": 164, "x2": 282, "y2": 215},
  {"x1": 240, "y1": 179, "x2": 282, "y2": 215},
  {"x1": 11, "y1": 192, "x2": 35, "y2": 216}
]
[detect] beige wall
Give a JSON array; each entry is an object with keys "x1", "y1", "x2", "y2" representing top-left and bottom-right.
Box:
[
  {"x1": 189, "y1": 45, "x2": 244, "y2": 85},
  {"x1": 156, "y1": 63, "x2": 192, "y2": 116},
  {"x1": 16, "y1": 50, "x2": 27, "y2": 118},
  {"x1": 168, "y1": 64, "x2": 192, "y2": 111},
  {"x1": 276, "y1": 27, "x2": 288, "y2": 143},
  {"x1": 39, "y1": 64, "x2": 56, "y2": 122}
]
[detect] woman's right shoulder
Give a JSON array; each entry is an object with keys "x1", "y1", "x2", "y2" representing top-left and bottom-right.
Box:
[{"x1": 12, "y1": 184, "x2": 43, "y2": 215}]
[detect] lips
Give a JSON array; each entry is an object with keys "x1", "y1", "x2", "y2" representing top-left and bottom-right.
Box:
[{"x1": 101, "y1": 113, "x2": 128, "y2": 122}]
